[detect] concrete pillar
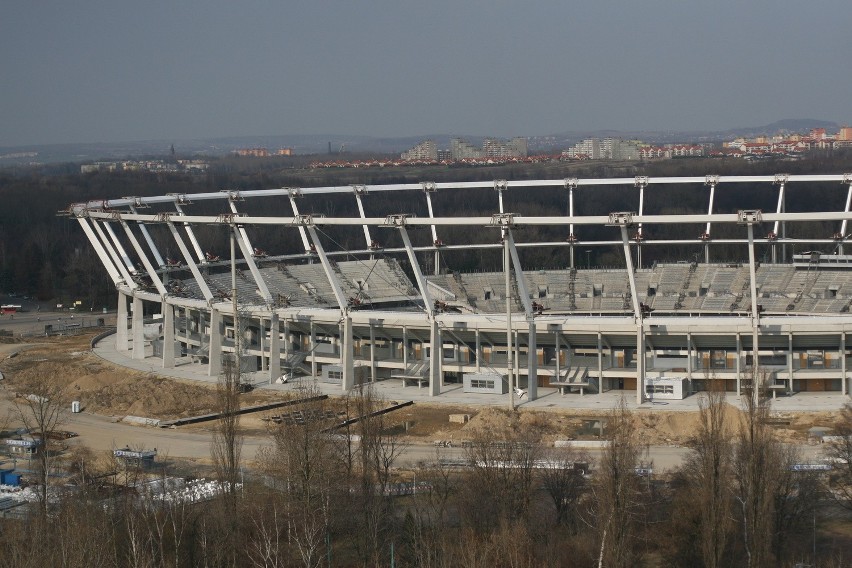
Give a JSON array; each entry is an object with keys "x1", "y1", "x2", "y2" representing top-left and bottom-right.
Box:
[
  {"x1": 788, "y1": 333, "x2": 794, "y2": 393},
  {"x1": 116, "y1": 291, "x2": 128, "y2": 351},
  {"x1": 208, "y1": 309, "x2": 222, "y2": 377},
  {"x1": 554, "y1": 329, "x2": 560, "y2": 382},
  {"x1": 736, "y1": 333, "x2": 742, "y2": 395},
  {"x1": 269, "y1": 313, "x2": 280, "y2": 382},
  {"x1": 342, "y1": 316, "x2": 354, "y2": 391},
  {"x1": 310, "y1": 321, "x2": 317, "y2": 378},
  {"x1": 514, "y1": 330, "x2": 520, "y2": 390},
  {"x1": 283, "y1": 319, "x2": 290, "y2": 360},
  {"x1": 475, "y1": 328, "x2": 481, "y2": 372},
  {"x1": 686, "y1": 332, "x2": 693, "y2": 388},
  {"x1": 429, "y1": 319, "x2": 441, "y2": 396},
  {"x1": 597, "y1": 332, "x2": 604, "y2": 393},
  {"x1": 260, "y1": 317, "x2": 267, "y2": 372},
  {"x1": 842, "y1": 333, "x2": 847, "y2": 396},
  {"x1": 132, "y1": 296, "x2": 145, "y2": 360},
  {"x1": 369, "y1": 322, "x2": 377, "y2": 382},
  {"x1": 403, "y1": 326, "x2": 408, "y2": 368},
  {"x1": 636, "y1": 321, "x2": 646, "y2": 404},
  {"x1": 527, "y1": 322, "x2": 537, "y2": 400},
  {"x1": 162, "y1": 302, "x2": 174, "y2": 368}
]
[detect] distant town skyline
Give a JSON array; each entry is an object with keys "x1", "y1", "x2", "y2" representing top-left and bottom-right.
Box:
[{"x1": 2, "y1": 2, "x2": 851, "y2": 147}]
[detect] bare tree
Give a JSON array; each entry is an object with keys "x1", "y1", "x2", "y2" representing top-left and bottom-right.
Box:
[
  {"x1": 539, "y1": 446, "x2": 588, "y2": 532},
  {"x1": 682, "y1": 382, "x2": 734, "y2": 568},
  {"x1": 824, "y1": 402, "x2": 852, "y2": 508},
  {"x1": 732, "y1": 370, "x2": 778, "y2": 568},
  {"x1": 13, "y1": 373, "x2": 68, "y2": 516},
  {"x1": 261, "y1": 385, "x2": 344, "y2": 568},
  {"x1": 594, "y1": 398, "x2": 645, "y2": 568},
  {"x1": 463, "y1": 412, "x2": 543, "y2": 528},
  {"x1": 211, "y1": 355, "x2": 244, "y2": 501},
  {"x1": 352, "y1": 384, "x2": 407, "y2": 566}
]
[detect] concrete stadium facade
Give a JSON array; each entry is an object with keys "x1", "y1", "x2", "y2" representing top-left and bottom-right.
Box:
[{"x1": 69, "y1": 173, "x2": 852, "y2": 404}]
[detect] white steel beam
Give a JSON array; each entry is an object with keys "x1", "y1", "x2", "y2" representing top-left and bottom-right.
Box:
[
  {"x1": 174, "y1": 203, "x2": 205, "y2": 264},
  {"x1": 130, "y1": 205, "x2": 166, "y2": 268},
  {"x1": 120, "y1": 220, "x2": 168, "y2": 296},
  {"x1": 288, "y1": 192, "x2": 312, "y2": 253},
  {"x1": 103, "y1": 221, "x2": 137, "y2": 274},
  {"x1": 231, "y1": 225, "x2": 273, "y2": 305},
  {"x1": 353, "y1": 186, "x2": 373, "y2": 249},
  {"x1": 166, "y1": 221, "x2": 214, "y2": 303},
  {"x1": 91, "y1": 219, "x2": 137, "y2": 290},
  {"x1": 304, "y1": 225, "x2": 349, "y2": 312},
  {"x1": 228, "y1": 197, "x2": 256, "y2": 256},
  {"x1": 78, "y1": 174, "x2": 852, "y2": 210},
  {"x1": 76, "y1": 217, "x2": 123, "y2": 285}
]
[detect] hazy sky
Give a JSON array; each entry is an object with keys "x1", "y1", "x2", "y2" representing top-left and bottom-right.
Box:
[{"x1": 2, "y1": 1, "x2": 850, "y2": 146}]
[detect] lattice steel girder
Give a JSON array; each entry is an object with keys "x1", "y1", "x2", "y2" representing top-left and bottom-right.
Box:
[
  {"x1": 74, "y1": 174, "x2": 852, "y2": 211},
  {"x1": 89, "y1": 209, "x2": 852, "y2": 228}
]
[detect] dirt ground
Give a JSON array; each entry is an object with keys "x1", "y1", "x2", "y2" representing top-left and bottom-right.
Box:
[{"x1": 0, "y1": 335, "x2": 844, "y2": 446}]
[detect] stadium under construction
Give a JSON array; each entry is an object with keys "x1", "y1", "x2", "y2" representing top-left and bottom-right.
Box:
[{"x1": 69, "y1": 174, "x2": 852, "y2": 404}]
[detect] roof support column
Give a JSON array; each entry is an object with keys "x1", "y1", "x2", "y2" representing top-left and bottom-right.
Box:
[
  {"x1": 736, "y1": 333, "x2": 742, "y2": 395},
  {"x1": 842, "y1": 332, "x2": 847, "y2": 396},
  {"x1": 597, "y1": 332, "x2": 604, "y2": 395},
  {"x1": 430, "y1": 319, "x2": 442, "y2": 395},
  {"x1": 129, "y1": 205, "x2": 166, "y2": 268},
  {"x1": 788, "y1": 332, "x2": 794, "y2": 394},
  {"x1": 120, "y1": 220, "x2": 167, "y2": 296},
  {"x1": 687, "y1": 332, "x2": 693, "y2": 388},
  {"x1": 505, "y1": 229, "x2": 536, "y2": 400},
  {"x1": 230, "y1": 223, "x2": 272, "y2": 305},
  {"x1": 423, "y1": 182, "x2": 441, "y2": 275},
  {"x1": 287, "y1": 189, "x2": 312, "y2": 255},
  {"x1": 269, "y1": 313, "x2": 280, "y2": 383},
  {"x1": 341, "y1": 317, "x2": 355, "y2": 391},
  {"x1": 403, "y1": 326, "x2": 408, "y2": 369},
  {"x1": 391, "y1": 218, "x2": 440, "y2": 395},
  {"x1": 635, "y1": 177, "x2": 648, "y2": 269},
  {"x1": 208, "y1": 309, "x2": 222, "y2": 377},
  {"x1": 116, "y1": 290, "x2": 129, "y2": 351},
  {"x1": 566, "y1": 178, "x2": 578, "y2": 268},
  {"x1": 504, "y1": 231, "x2": 515, "y2": 409},
  {"x1": 259, "y1": 317, "x2": 267, "y2": 372},
  {"x1": 610, "y1": 212, "x2": 644, "y2": 403},
  {"x1": 132, "y1": 295, "x2": 145, "y2": 360},
  {"x1": 554, "y1": 328, "x2": 560, "y2": 381},
  {"x1": 91, "y1": 220, "x2": 137, "y2": 290},
  {"x1": 741, "y1": 210, "x2": 762, "y2": 405},
  {"x1": 772, "y1": 175, "x2": 788, "y2": 264},
  {"x1": 166, "y1": 221, "x2": 214, "y2": 303},
  {"x1": 162, "y1": 301, "x2": 175, "y2": 369},
  {"x1": 704, "y1": 176, "x2": 719, "y2": 263},
  {"x1": 369, "y1": 321, "x2": 377, "y2": 383},
  {"x1": 75, "y1": 217, "x2": 123, "y2": 286},
  {"x1": 103, "y1": 222, "x2": 137, "y2": 275},
  {"x1": 475, "y1": 328, "x2": 481, "y2": 372},
  {"x1": 310, "y1": 321, "x2": 318, "y2": 379},
  {"x1": 302, "y1": 219, "x2": 353, "y2": 391},
  {"x1": 839, "y1": 176, "x2": 852, "y2": 256},
  {"x1": 174, "y1": 202, "x2": 205, "y2": 264},
  {"x1": 353, "y1": 185, "x2": 374, "y2": 252}
]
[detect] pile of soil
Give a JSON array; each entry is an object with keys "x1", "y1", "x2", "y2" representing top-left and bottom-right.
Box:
[{"x1": 0, "y1": 335, "x2": 280, "y2": 420}]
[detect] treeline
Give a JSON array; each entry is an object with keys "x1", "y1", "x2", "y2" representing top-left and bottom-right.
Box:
[
  {"x1": 1, "y1": 152, "x2": 850, "y2": 306},
  {"x1": 2, "y1": 383, "x2": 852, "y2": 567}
]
